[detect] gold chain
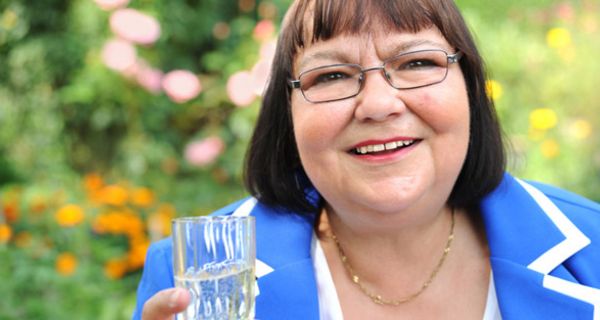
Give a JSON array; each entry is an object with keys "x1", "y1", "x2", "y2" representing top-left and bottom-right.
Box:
[{"x1": 330, "y1": 209, "x2": 455, "y2": 306}]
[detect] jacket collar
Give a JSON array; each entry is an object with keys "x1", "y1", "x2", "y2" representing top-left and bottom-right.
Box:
[
  {"x1": 482, "y1": 174, "x2": 598, "y2": 318},
  {"x1": 233, "y1": 198, "x2": 320, "y2": 319}
]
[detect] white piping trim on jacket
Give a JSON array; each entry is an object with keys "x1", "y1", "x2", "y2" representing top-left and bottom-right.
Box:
[
  {"x1": 516, "y1": 179, "x2": 590, "y2": 274},
  {"x1": 232, "y1": 197, "x2": 258, "y2": 217},
  {"x1": 230, "y1": 197, "x2": 274, "y2": 297},
  {"x1": 517, "y1": 179, "x2": 597, "y2": 318},
  {"x1": 544, "y1": 276, "x2": 600, "y2": 320}
]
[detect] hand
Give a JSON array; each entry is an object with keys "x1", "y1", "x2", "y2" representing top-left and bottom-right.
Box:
[{"x1": 142, "y1": 288, "x2": 191, "y2": 320}]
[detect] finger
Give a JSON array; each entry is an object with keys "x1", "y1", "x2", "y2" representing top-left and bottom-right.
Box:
[{"x1": 142, "y1": 287, "x2": 191, "y2": 320}]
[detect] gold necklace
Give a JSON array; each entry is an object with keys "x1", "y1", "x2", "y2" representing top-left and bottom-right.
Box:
[{"x1": 330, "y1": 209, "x2": 455, "y2": 306}]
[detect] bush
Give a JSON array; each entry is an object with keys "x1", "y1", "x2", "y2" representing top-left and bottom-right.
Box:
[{"x1": 0, "y1": 0, "x2": 598, "y2": 318}]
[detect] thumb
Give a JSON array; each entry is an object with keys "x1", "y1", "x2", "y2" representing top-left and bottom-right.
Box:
[{"x1": 142, "y1": 287, "x2": 191, "y2": 320}]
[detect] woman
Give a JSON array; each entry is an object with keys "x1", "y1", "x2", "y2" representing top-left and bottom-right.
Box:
[{"x1": 135, "y1": 0, "x2": 600, "y2": 319}]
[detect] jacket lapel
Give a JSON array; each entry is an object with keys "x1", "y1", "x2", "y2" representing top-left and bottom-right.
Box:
[
  {"x1": 233, "y1": 198, "x2": 320, "y2": 319},
  {"x1": 482, "y1": 174, "x2": 599, "y2": 319}
]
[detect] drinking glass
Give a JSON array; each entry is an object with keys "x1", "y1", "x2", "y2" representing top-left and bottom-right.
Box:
[{"x1": 172, "y1": 216, "x2": 256, "y2": 320}]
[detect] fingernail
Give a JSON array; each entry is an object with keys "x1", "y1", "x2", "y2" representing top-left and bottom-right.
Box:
[{"x1": 169, "y1": 289, "x2": 181, "y2": 308}]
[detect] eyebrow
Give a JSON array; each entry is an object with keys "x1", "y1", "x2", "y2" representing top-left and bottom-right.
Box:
[
  {"x1": 298, "y1": 50, "x2": 350, "y2": 73},
  {"x1": 297, "y1": 38, "x2": 449, "y2": 72},
  {"x1": 386, "y1": 39, "x2": 449, "y2": 56}
]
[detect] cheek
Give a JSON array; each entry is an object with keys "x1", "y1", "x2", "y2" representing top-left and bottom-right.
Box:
[
  {"x1": 415, "y1": 85, "x2": 470, "y2": 135},
  {"x1": 291, "y1": 99, "x2": 351, "y2": 154}
]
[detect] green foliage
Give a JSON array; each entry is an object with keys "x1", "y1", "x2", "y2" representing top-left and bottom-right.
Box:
[{"x1": 0, "y1": 0, "x2": 599, "y2": 319}]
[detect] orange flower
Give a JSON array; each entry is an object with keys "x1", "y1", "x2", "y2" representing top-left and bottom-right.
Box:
[
  {"x1": 104, "y1": 258, "x2": 128, "y2": 279},
  {"x1": 99, "y1": 185, "x2": 128, "y2": 206},
  {"x1": 93, "y1": 210, "x2": 144, "y2": 236},
  {"x1": 148, "y1": 208, "x2": 175, "y2": 239},
  {"x1": 2, "y1": 202, "x2": 19, "y2": 223},
  {"x1": 131, "y1": 187, "x2": 155, "y2": 208},
  {"x1": 83, "y1": 173, "x2": 104, "y2": 192},
  {"x1": 127, "y1": 239, "x2": 150, "y2": 270},
  {"x1": 55, "y1": 252, "x2": 78, "y2": 276},
  {"x1": 55, "y1": 204, "x2": 85, "y2": 227},
  {"x1": 0, "y1": 224, "x2": 12, "y2": 243}
]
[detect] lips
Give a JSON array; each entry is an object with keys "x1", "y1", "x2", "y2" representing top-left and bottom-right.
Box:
[{"x1": 350, "y1": 139, "x2": 419, "y2": 155}]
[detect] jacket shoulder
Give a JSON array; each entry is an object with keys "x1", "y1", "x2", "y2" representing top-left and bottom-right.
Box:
[{"x1": 528, "y1": 180, "x2": 600, "y2": 214}]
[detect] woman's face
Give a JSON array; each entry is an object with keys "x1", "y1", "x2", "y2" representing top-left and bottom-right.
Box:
[{"x1": 291, "y1": 26, "x2": 470, "y2": 227}]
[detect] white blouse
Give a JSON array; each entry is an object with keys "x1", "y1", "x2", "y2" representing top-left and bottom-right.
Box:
[{"x1": 311, "y1": 233, "x2": 502, "y2": 320}]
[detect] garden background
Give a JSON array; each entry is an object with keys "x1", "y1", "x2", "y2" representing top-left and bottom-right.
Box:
[{"x1": 0, "y1": 0, "x2": 598, "y2": 319}]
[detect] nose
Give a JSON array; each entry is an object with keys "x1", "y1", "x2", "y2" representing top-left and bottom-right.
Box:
[{"x1": 353, "y1": 67, "x2": 407, "y2": 122}]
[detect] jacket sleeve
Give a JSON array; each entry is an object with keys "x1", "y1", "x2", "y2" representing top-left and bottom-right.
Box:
[{"x1": 132, "y1": 238, "x2": 174, "y2": 320}]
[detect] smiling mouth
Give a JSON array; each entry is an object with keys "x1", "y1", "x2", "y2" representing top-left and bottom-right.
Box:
[{"x1": 351, "y1": 139, "x2": 418, "y2": 155}]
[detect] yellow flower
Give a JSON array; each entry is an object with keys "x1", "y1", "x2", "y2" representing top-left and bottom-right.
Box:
[
  {"x1": 530, "y1": 108, "x2": 558, "y2": 131},
  {"x1": 99, "y1": 185, "x2": 129, "y2": 206},
  {"x1": 546, "y1": 27, "x2": 571, "y2": 48},
  {"x1": 570, "y1": 120, "x2": 592, "y2": 140},
  {"x1": 0, "y1": 224, "x2": 12, "y2": 243},
  {"x1": 541, "y1": 139, "x2": 560, "y2": 159},
  {"x1": 55, "y1": 204, "x2": 85, "y2": 227},
  {"x1": 131, "y1": 188, "x2": 155, "y2": 208},
  {"x1": 485, "y1": 80, "x2": 503, "y2": 101},
  {"x1": 104, "y1": 259, "x2": 128, "y2": 279},
  {"x1": 0, "y1": 9, "x2": 18, "y2": 30},
  {"x1": 528, "y1": 128, "x2": 546, "y2": 142},
  {"x1": 55, "y1": 252, "x2": 78, "y2": 276}
]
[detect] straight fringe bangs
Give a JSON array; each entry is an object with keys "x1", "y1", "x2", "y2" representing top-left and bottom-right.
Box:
[{"x1": 288, "y1": 0, "x2": 447, "y2": 52}]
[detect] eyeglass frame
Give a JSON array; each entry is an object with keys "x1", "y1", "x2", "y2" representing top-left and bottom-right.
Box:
[{"x1": 288, "y1": 49, "x2": 463, "y2": 103}]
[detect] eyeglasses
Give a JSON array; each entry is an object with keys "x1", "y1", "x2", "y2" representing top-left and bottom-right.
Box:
[{"x1": 289, "y1": 49, "x2": 463, "y2": 103}]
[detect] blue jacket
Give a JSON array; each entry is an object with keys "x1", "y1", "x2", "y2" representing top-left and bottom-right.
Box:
[{"x1": 133, "y1": 174, "x2": 600, "y2": 319}]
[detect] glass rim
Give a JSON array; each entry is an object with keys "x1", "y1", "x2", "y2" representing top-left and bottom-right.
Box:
[{"x1": 172, "y1": 215, "x2": 255, "y2": 224}]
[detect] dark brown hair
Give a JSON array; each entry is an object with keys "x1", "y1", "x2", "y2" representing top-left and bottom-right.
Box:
[{"x1": 244, "y1": 0, "x2": 505, "y2": 214}]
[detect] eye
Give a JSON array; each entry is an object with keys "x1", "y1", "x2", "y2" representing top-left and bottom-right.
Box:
[
  {"x1": 387, "y1": 51, "x2": 447, "y2": 72},
  {"x1": 399, "y1": 58, "x2": 439, "y2": 70},
  {"x1": 314, "y1": 71, "x2": 350, "y2": 84},
  {"x1": 300, "y1": 65, "x2": 359, "y2": 90}
]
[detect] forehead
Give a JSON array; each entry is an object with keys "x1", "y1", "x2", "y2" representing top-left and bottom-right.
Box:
[{"x1": 294, "y1": 27, "x2": 452, "y2": 71}]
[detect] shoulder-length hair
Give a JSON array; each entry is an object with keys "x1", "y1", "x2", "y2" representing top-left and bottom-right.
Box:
[{"x1": 244, "y1": 0, "x2": 506, "y2": 214}]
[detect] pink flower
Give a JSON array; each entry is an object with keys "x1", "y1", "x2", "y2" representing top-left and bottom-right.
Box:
[
  {"x1": 184, "y1": 137, "x2": 225, "y2": 167},
  {"x1": 259, "y1": 40, "x2": 277, "y2": 61},
  {"x1": 101, "y1": 38, "x2": 137, "y2": 72},
  {"x1": 251, "y1": 58, "x2": 272, "y2": 96},
  {"x1": 136, "y1": 63, "x2": 163, "y2": 94},
  {"x1": 227, "y1": 71, "x2": 256, "y2": 107},
  {"x1": 94, "y1": 0, "x2": 130, "y2": 11},
  {"x1": 556, "y1": 2, "x2": 574, "y2": 21},
  {"x1": 110, "y1": 9, "x2": 161, "y2": 45},
  {"x1": 253, "y1": 20, "x2": 275, "y2": 42},
  {"x1": 161, "y1": 70, "x2": 202, "y2": 103}
]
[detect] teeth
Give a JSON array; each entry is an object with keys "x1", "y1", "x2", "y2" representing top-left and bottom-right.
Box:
[
  {"x1": 354, "y1": 140, "x2": 415, "y2": 155},
  {"x1": 385, "y1": 142, "x2": 397, "y2": 150}
]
